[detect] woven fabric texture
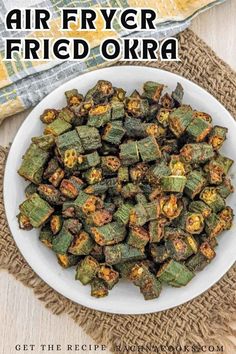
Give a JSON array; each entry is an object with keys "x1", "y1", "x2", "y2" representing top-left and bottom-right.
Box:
[{"x1": 0, "y1": 29, "x2": 236, "y2": 354}]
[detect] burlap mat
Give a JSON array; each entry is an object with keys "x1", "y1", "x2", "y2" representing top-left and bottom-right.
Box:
[{"x1": 1, "y1": 29, "x2": 236, "y2": 354}]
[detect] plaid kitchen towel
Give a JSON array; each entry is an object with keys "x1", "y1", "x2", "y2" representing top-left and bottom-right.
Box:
[{"x1": 0, "y1": 0, "x2": 225, "y2": 123}]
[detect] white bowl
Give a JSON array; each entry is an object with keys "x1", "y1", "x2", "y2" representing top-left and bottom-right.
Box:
[{"x1": 4, "y1": 66, "x2": 236, "y2": 314}]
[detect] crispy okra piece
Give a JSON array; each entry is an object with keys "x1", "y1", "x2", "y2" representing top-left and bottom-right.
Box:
[
  {"x1": 165, "y1": 237, "x2": 193, "y2": 261},
  {"x1": 124, "y1": 117, "x2": 165, "y2": 139},
  {"x1": 43, "y1": 158, "x2": 59, "y2": 179},
  {"x1": 130, "y1": 204, "x2": 148, "y2": 226},
  {"x1": 129, "y1": 263, "x2": 162, "y2": 300},
  {"x1": 184, "y1": 170, "x2": 207, "y2": 199},
  {"x1": 56, "y1": 130, "x2": 84, "y2": 158},
  {"x1": 68, "y1": 231, "x2": 95, "y2": 255},
  {"x1": 164, "y1": 227, "x2": 188, "y2": 240},
  {"x1": 130, "y1": 162, "x2": 149, "y2": 183},
  {"x1": 186, "y1": 118, "x2": 212, "y2": 142},
  {"x1": 144, "y1": 201, "x2": 159, "y2": 221},
  {"x1": 217, "y1": 178, "x2": 234, "y2": 198},
  {"x1": 44, "y1": 118, "x2": 72, "y2": 136},
  {"x1": 180, "y1": 143, "x2": 215, "y2": 164},
  {"x1": 125, "y1": 97, "x2": 149, "y2": 118},
  {"x1": 57, "y1": 253, "x2": 80, "y2": 268},
  {"x1": 102, "y1": 122, "x2": 126, "y2": 145},
  {"x1": 158, "y1": 194, "x2": 183, "y2": 220},
  {"x1": 19, "y1": 193, "x2": 54, "y2": 228},
  {"x1": 101, "y1": 156, "x2": 121, "y2": 175},
  {"x1": 119, "y1": 141, "x2": 140, "y2": 166},
  {"x1": 31, "y1": 134, "x2": 55, "y2": 151},
  {"x1": 76, "y1": 126, "x2": 102, "y2": 151},
  {"x1": 118, "y1": 166, "x2": 129, "y2": 182},
  {"x1": 83, "y1": 167, "x2": 103, "y2": 185},
  {"x1": 169, "y1": 106, "x2": 194, "y2": 137},
  {"x1": 84, "y1": 177, "x2": 117, "y2": 195},
  {"x1": 147, "y1": 161, "x2": 171, "y2": 185},
  {"x1": 179, "y1": 212, "x2": 205, "y2": 235},
  {"x1": 18, "y1": 143, "x2": 49, "y2": 185},
  {"x1": 215, "y1": 154, "x2": 234, "y2": 175},
  {"x1": 91, "y1": 222, "x2": 126, "y2": 246},
  {"x1": 86, "y1": 209, "x2": 112, "y2": 227},
  {"x1": 90, "y1": 244, "x2": 105, "y2": 262},
  {"x1": 65, "y1": 89, "x2": 83, "y2": 107},
  {"x1": 218, "y1": 207, "x2": 234, "y2": 230},
  {"x1": 112, "y1": 87, "x2": 126, "y2": 102},
  {"x1": 205, "y1": 213, "x2": 225, "y2": 238},
  {"x1": 160, "y1": 93, "x2": 175, "y2": 109},
  {"x1": 60, "y1": 176, "x2": 84, "y2": 199},
  {"x1": 149, "y1": 244, "x2": 169, "y2": 263},
  {"x1": 77, "y1": 151, "x2": 100, "y2": 171},
  {"x1": 149, "y1": 218, "x2": 167, "y2": 243},
  {"x1": 135, "y1": 193, "x2": 148, "y2": 204},
  {"x1": 161, "y1": 175, "x2": 187, "y2": 193},
  {"x1": 209, "y1": 125, "x2": 228, "y2": 150},
  {"x1": 90, "y1": 278, "x2": 108, "y2": 298},
  {"x1": 104, "y1": 243, "x2": 146, "y2": 265},
  {"x1": 189, "y1": 200, "x2": 212, "y2": 218},
  {"x1": 148, "y1": 186, "x2": 162, "y2": 201},
  {"x1": 17, "y1": 213, "x2": 33, "y2": 230},
  {"x1": 114, "y1": 261, "x2": 137, "y2": 278},
  {"x1": 111, "y1": 101, "x2": 125, "y2": 120},
  {"x1": 121, "y1": 183, "x2": 141, "y2": 199},
  {"x1": 58, "y1": 107, "x2": 75, "y2": 124},
  {"x1": 38, "y1": 184, "x2": 61, "y2": 205},
  {"x1": 39, "y1": 225, "x2": 53, "y2": 248},
  {"x1": 137, "y1": 136, "x2": 161, "y2": 162},
  {"x1": 25, "y1": 183, "x2": 38, "y2": 198},
  {"x1": 156, "y1": 108, "x2": 171, "y2": 128},
  {"x1": 200, "y1": 187, "x2": 225, "y2": 213},
  {"x1": 113, "y1": 203, "x2": 133, "y2": 225},
  {"x1": 50, "y1": 215, "x2": 63, "y2": 235},
  {"x1": 193, "y1": 111, "x2": 212, "y2": 123},
  {"x1": 127, "y1": 226, "x2": 149, "y2": 249},
  {"x1": 169, "y1": 155, "x2": 189, "y2": 176},
  {"x1": 52, "y1": 226, "x2": 73, "y2": 254},
  {"x1": 49, "y1": 168, "x2": 65, "y2": 188},
  {"x1": 90, "y1": 80, "x2": 114, "y2": 103},
  {"x1": 171, "y1": 82, "x2": 184, "y2": 106},
  {"x1": 185, "y1": 242, "x2": 215, "y2": 272},
  {"x1": 75, "y1": 256, "x2": 100, "y2": 285},
  {"x1": 157, "y1": 260, "x2": 194, "y2": 287},
  {"x1": 97, "y1": 264, "x2": 119, "y2": 289},
  {"x1": 74, "y1": 191, "x2": 103, "y2": 216},
  {"x1": 87, "y1": 104, "x2": 111, "y2": 127},
  {"x1": 63, "y1": 218, "x2": 82, "y2": 234},
  {"x1": 40, "y1": 109, "x2": 58, "y2": 124},
  {"x1": 142, "y1": 81, "x2": 164, "y2": 103}
]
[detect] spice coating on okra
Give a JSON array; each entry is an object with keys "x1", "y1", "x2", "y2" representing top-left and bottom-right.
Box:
[{"x1": 17, "y1": 79, "x2": 234, "y2": 300}]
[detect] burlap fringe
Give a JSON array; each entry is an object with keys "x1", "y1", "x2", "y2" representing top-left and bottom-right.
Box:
[{"x1": 1, "y1": 29, "x2": 236, "y2": 354}]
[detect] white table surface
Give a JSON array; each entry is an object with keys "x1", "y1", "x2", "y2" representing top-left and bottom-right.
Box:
[{"x1": 1, "y1": 1, "x2": 236, "y2": 353}]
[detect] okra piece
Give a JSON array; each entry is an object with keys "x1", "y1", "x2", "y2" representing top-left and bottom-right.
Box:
[
  {"x1": 125, "y1": 97, "x2": 149, "y2": 118},
  {"x1": 193, "y1": 111, "x2": 212, "y2": 123},
  {"x1": 104, "y1": 243, "x2": 146, "y2": 265},
  {"x1": 52, "y1": 226, "x2": 73, "y2": 254},
  {"x1": 160, "y1": 93, "x2": 175, "y2": 109},
  {"x1": 130, "y1": 162, "x2": 149, "y2": 183},
  {"x1": 184, "y1": 170, "x2": 207, "y2": 199},
  {"x1": 150, "y1": 244, "x2": 169, "y2": 263},
  {"x1": 135, "y1": 193, "x2": 148, "y2": 204},
  {"x1": 137, "y1": 136, "x2": 161, "y2": 162},
  {"x1": 75, "y1": 256, "x2": 100, "y2": 285},
  {"x1": 68, "y1": 231, "x2": 95, "y2": 255},
  {"x1": 118, "y1": 166, "x2": 129, "y2": 182},
  {"x1": 50, "y1": 215, "x2": 63, "y2": 235},
  {"x1": 56, "y1": 130, "x2": 84, "y2": 158},
  {"x1": 129, "y1": 204, "x2": 148, "y2": 226},
  {"x1": 205, "y1": 213, "x2": 225, "y2": 238},
  {"x1": 77, "y1": 151, "x2": 100, "y2": 171},
  {"x1": 189, "y1": 200, "x2": 212, "y2": 218},
  {"x1": 185, "y1": 245, "x2": 214, "y2": 272},
  {"x1": 124, "y1": 117, "x2": 165, "y2": 139},
  {"x1": 40, "y1": 109, "x2": 58, "y2": 124},
  {"x1": 31, "y1": 134, "x2": 55, "y2": 151},
  {"x1": 158, "y1": 194, "x2": 183, "y2": 220},
  {"x1": 129, "y1": 264, "x2": 162, "y2": 300},
  {"x1": 209, "y1": 125, "x2": 228, "y2": 150},
  {"x1": 156, "y1": 108, "x2": 171, "y2": 128},
  {"x1": 180, "y1": 143, "x2": 215, "y2": 164},
  {"x1": 113, "y1": 203, "x2": 133, "y2": 225},
  {"x1": 161, "y1": 175, "x2": 187, "y2": 193},
  {"x1": 165, "y1": 237, "x2": 193, "y2": 261},
  {"x1": 90, "y1": 278, "x2": 108, "y2": 298},
  {"x1": 90, "y1": 244, "x2": 105, "y2": 262},
  {"x1": 169, "y1": 106, "x2": 194, "y2": 137},
  {"x1": 87, "y1": 104, "x2": 111, "y2": 127},
  {"x1": 218, "y1": 207, "x2": 234, "y2": 230},
  {"x1": 144, "y1": 201, "x2": 159, "y2": 221},
  {"x1": 217, "y1": 178, "x2": 234, "y2": 198},
  {"x1": 215, "y1": 154, "x2": 234, "y2": 174},
  {"x1": 101, "y1": 156, "x2": 121, "y2": 175},
  {"x1": 84, "y1": 177, "x2": 117, "y2": 195},
  {"x1": 149, "y1": 218, "x2": 167, "y2": 243},
  {"x1": 25, "y1": 183, "x2": 38, "y2": 198},
  {"x1": 38, "y1": 184, "x2": 61, "y2": 205},
  {"x1": 127, "y1": 226, "x2": 149, "y2": 249},
  {"x1": 171, "y1": 82, "x2": 184, "y2": 106},
  {"x1": 63, "y1": 218, "x2": 82, "y2": 234},
  {"x1": 121, "y1": 183, "x2": 141, "y2": 199},
  {"x1": 44, "y1": 118, "x2": 72, "y2": 136},
  {"x1": 18, "y1": 143, "x2": 49, "y2": 184},
  {"x1": 91, "y1": 222, "x2": 126, "y2": 246},
  {"x1": 186, "y1": 118, "x2": 212, "y2": 142},
  {"x1": 142, "y1": 81, "x2": 164, "y2": 103},
  {"x1": 180, "y1": 212, "x2": 205, "y2": 235},
  {"x1": 74, "y1": 191, "x2": 103, "y2": 216},
  {"x1": 114, "y1": 261, "x2": 137, "y2": 278},
  {"x1": 90, "y1": 80, "x2": 114, "y2": 103},
  {"x1": 86, "y1": 209, "x2": 112, "y2": 226},
  {"x1": 49, "y1": 168, "x2": 65, "y2": 188},
  {"x1": 58, "y1": 107, "x2": 75, "y2": 124},
  {"x1": 17, "y1": 213, "x2": 33, "y2": 230},
  {"x1": 111, "y1": 101, "x2": 125, "y2": 120},
  {"x1": 65, "y1": 89, "x2": 83, "y2": 107},
  {"x1": 102, "y1": 122, "x2": 126, "y2": 145},
  {"x1": 97, "y1": 264, "x2": 119, "y2": 289},
  {"x1": 147, "y1": 161, "x2": 171, "y2": 185},
  {"x1": 60, "y1": 176, "x2": 84, "y2": 199},
  {"x1": 57, "y1": 253, "x2": 80, "y2": 268},
  {"x1": 200, "y1": 187, "x2": 225, "y2": 213},
  {"x1": 119, "y1": 141, "x2": 140, "y2": 166},
  {"x1": 169, "y1": 155, "x2": 189, "y2": 176},
  {"x1": 157, "y1": 260, "x2": 194, "y2": 287},
  {"x1": 76, "y1": 126, "x2": 102, "y2": 151},
  {"x1": 19, "y1": 193, "x2": 54, "y2": 228},
  {"x1": 112, "y1": 87, "x2": 126, "y2": 102},
  {"x1": 83, "y1": 167, "x2": 103, "y2": 185},
  {"x1": 39, "y1": 225, "x2": 53, "y2": 248}
]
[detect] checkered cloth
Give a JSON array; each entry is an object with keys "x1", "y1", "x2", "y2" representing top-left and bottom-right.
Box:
[{"x1": 0, "y1": 0, "x2": 223, "y2": 123}]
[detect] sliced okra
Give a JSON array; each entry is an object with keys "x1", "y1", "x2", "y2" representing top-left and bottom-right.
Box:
[
  {"x1": 119, "y1": 141, "x2": 140, "y2": 166},
  {"x1": 91, "y1": 222, "x2": 126, "y2": 246},
  {"x1": 44, "y1": 118, "x2": 72, "y2": 136},
  {"x1": 137, "y1": 136, "x2": 161, "y2": 162},
  {"x1": 135, "y1": 193, "x2": 148, "y2": 204},
  {"x1": 97, "y1": 264, "x2": 119, "y2": 289},
  {"x1": 57, "y1": 253, "x2": 80, "y2": 268},
  {"x1": 114, "y1": 261, "x2": 137, "y2": 278},
  {"x1": 90, "y1": 80, "x2": 114, "y2": 103},
  {"x1": 112, "y1": 87, "x2": 126, "y2": 102},
  {"x1": 180, "y1": 143, "x2": 215, "y2": 164},
  {"x1": 68, "y1": 231, "x2": 95, "y2": 255},
  {"x1": 63, "y1": 218, "x2": 82, "y2": 234},
  {"x1": 90, "y1": 244, "x2": 105, "y2": 262},
  {"x1": 102, "y1": 122, "x2": 126, "y2": 145},
  {"x1": 179, "y1": 212, "x2": 205, "y2": 235},
  {"x1": 121, "y1": 183, "x2": 141, "y2": 199},
  {"x1": 149, "y1": 218, "x2": 167, "y2": 243},
  {"x1": 77, "y1": 151, "x2": 100, "y2": 171},
  {"x1": 58, "y1": 107, "x2": 75, "y2": 124},
  {"x1": 161, "y1": 175, "x2": 187, "y2": 193},
  {"x1": 31, "y1": 134, "x2": 55, "y2": 151},
  {"x1": 25, "y1": 183, "x2": 38, "y2": 198},
  {"x1": 193, "y1": 111, "x2": 212, "y2": 123},
  {"x1": 142, "y1": 81, "x2": 164, "y2": 102},
  {"x1": 52, "y1": 226, "x2": 73, "y2": 254},
  {"x1": 40, "y1": 109, "x2": 58, "y2": 124},
  {"x1": 217, "y1": 178, "x2": 234, "y2": 198},
  {"x1": 157, "y1": 260, "x2": 194, "y2": 287},
  {"x1": 49, "y1": 168, "x2": 65, "y2": 188},
  {"x1": 111, "y1": 101, "x2": 125, "y2": 120},
  {"x1": 160, "y1": 93, "x2": 175, "y2": 109},
  {"x1": 75, "y1": 256, "x2": 100, "y2": 285},
  {"x1": 171, "y1": 82, "x2": 184, "y2": 106},
  {"x1": 76, "y1": 126, "x2": 102, "y2": 151},
  {"x1": 185, "y1": 252, "x2": 211, "y2": 272},
  {"x1": 165, "y1": 237, "x2": 193, "y2": 261},
  {"x1": 113, "y1": 203, "x2": 133, "y2": 225},
  {"x1": 146, "y1": 161, "x2": 171, "y2": 185},
  {"x1": 125, "y1": 97, "x2": 149, "y2": 118},
  {"x1": 127, "y1": 226, "x2": 149, "y2": 249},
  {"x1": 215, "y1": 154, "x2": 234, "y2": 175},
  {"x1": 169, "y1": 155, "x2": 188, "y2": 176},
  {"x1": 39, "y1": 226, "x2": 53, "y2": 248},
  {"x1": 200, "y1": 187, "x2": 225, "y2": 213},
  {"x1": 90, "y1": 278, "x2": 108, "y2": 298},
  {"x1": 186, "y1": 118, "x2": 212, "y2": 142},
  {"x1": 209, "y1": 125, "x2": 228, "y2": 150},
  {"x1": 50, "y1": 215, "x2": 63, "y2": 235},
  {"x1": 130, "y1": 162, "x2": 149, "y2": 183},
  {"x1": 84, "y1": 177, "x2": 117, "y2": 195},
  {"x1": 74, "y1": 191, "x2": 103, "y2": 216},
  {"x1": 189, "y1": 200, "x2": 212, "y2": 219},
  {"x1": 60, "y1": 176, "x2": 84, "y2": 199},
  {"x1": 104, "y1": 243, "x2": 146, "y2": 265},
  {"x1": 86, "y1": 209, "x2": 112, "y2": 227},
  {"x1": 87, "y1": 104, "x2": 111, "y2": 127},
  {"x1": 118, "y1": 166, "x2": 129, "y2": 183},
  {"x1": 19, "y1": 193, "x2": 54, "y2": 228},
  {"x1": 17, "y1": 213, "x2": 33, "y2": 231},
  {"x1": 158, "y1": 194, "x2": 183, "y2": 220},
  {"x1": 43, "y1": 158, "x2": 59, "y2": 179},
  {"x1": 218, "y1": 207, "x2": 234, "y2": 230},
  {"x1": 169, "y1": 106, "x2": 194, "y2": 137},
  {"x1": 65, "y1": 89, "x2": 83, "y2": 107},
  {"x1": 101, "y1": 156, "x2": 121, "y2": 175},
  {"x1": 149, "y1": 244, "x2": 169, "y2": 263},
  {"x1": 56, "y1": 130, "x2": 84, "y2": 158},
  {"x1": 205, "y1": 213, "x2": 225, "y2": 238},
  {"x1": 38, "y1": 184, "x2": 61, "y2": 205},
  {"x1": 156, "y1": 108, "x2": 171, "y2": 128},
  {"x1": 83, "y1": 167, "x2": 103, "y2": 185},
  {"x1": 184, "y1": 170, "x2": 206, "y2": 199}
]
